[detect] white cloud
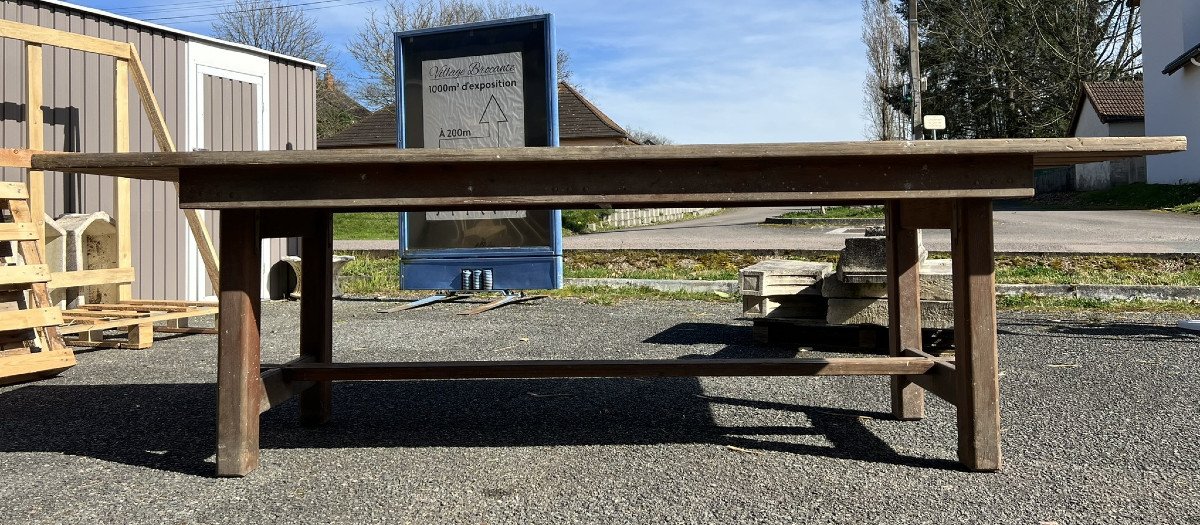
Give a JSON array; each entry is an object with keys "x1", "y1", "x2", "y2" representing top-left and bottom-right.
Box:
[{"x1": 542, "y1": 0, "x2": 870, "y2": 143}]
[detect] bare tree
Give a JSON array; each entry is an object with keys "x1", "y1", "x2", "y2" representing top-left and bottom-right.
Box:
[
  {"x1": 211, "y1": 0, "x2": 330, "y2": 64},
  {"x1": 626, "y1": 127, "x2": 674, "y2": 145},
  {"x1": 348, "y1": 0, "x2": 573, "y2": 107},
  {"x1": 861, "y1": 0, "x2": 908, "y2": 140}
]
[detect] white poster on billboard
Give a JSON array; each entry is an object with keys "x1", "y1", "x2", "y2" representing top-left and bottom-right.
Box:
[{"x1": 421, "y1": 51, "x2": 525, "y2": 149}]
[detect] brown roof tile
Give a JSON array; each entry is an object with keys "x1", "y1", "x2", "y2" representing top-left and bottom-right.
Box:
[
  {"x1": 1083, "y1": 81, "x2": 1144, "y2": 123},
  {"x1": 318, "y1": 82, "x2": 635, "y2": 148}
]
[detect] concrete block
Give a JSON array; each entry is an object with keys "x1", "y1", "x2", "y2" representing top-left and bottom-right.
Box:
[
  {"x1": 43, "y1": 215, "x2": 67, "y2": 308},
  {"x1": 836, "y1": 232, "x2": 928, "y2": 283},
  {"x1": 739, "y1": 260, "x2": 833, "y2": 296},
  {"x1": 826, "y1": 298, "x2": 954, "y2": 329},
  {"x1": 57, "y1": 212, "x2": 118, "y2": 307},
  {"x1": 742, "y1": 294, "x2": 827, "y2": 319},
  {"x1": 822, "y1": 258, "x2": 953, "y2": 300}
]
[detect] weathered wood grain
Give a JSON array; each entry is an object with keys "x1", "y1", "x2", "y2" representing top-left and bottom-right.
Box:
[
  {"x1": 952, "y1": 199, "x2": 1003, "y2": 472},
  {"x1": 280, "y1": 357, "x2": 938, "y2": 381},
  {"x1": 885, "y1": 201, "x2": 926, "y2": 420},
  {"x1": 216, "y1": 210, "x2": 262, "y2": 477}
]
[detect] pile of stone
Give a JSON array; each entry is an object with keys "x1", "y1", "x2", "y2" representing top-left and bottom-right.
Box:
[{"x1": 740, "y1": 227, "x2": 954, "y2": 345}]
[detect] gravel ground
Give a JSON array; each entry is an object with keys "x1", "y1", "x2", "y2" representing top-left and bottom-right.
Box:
[{"x1": 1, "y1": 298, "x2": 1198, "y2": 524}]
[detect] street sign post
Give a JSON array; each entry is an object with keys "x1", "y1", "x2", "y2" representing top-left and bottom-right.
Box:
[
  {"x1": 923, "y1": 114, "x2": 946, "y2": 140},
  {"x1": 392, "y1": 15, "x2": 561, "y2": 308}
]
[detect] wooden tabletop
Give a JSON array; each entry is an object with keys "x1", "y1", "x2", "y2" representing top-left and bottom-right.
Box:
[{"x1": 24, "y1": 137, "x2": 1186, "y2": 210}]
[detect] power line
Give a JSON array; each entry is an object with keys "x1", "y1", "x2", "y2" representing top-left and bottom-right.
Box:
[
  {"x1": 115, "y1": 0, "x2": 241, "y2": 16},
  {"x1": 141, "y1": 0, "x2": 381, "y2": 23}
]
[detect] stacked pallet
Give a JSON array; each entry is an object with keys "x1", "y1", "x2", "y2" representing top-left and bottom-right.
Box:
[
  {"x1": 740, "y1": 259, "x2": 833, "y2": 322},
  {"x1": 742, "y1": 229, "x2": 955, "y2": 347},
  {"x1": 0, "y1": 182, "x2": 75, "y2": 385}
]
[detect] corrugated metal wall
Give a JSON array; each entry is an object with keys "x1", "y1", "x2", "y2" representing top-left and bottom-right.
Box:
[{"x1": 0, "y1": 0, "x2": 317, "y2": 300}]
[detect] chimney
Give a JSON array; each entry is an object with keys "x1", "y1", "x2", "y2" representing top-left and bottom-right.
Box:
[{"x1": 324, "y1": 71, "x2": 336, "y2": 90}]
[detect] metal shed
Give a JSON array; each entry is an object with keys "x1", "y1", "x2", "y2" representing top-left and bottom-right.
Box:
[{"x1": 0, "y1": 0, "x2": 320, "y2": 300}]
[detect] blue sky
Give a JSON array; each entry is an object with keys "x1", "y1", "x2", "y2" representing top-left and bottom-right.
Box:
[{"x1": 78, "y1": 0, "x2": 869, "y2": 144}]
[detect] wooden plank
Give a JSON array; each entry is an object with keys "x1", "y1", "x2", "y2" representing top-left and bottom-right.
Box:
[
  {"x1": 28, "y1": 137, "x2": 1189, "y2": 174},
  {"x1": 126, "y1": 45, "x2": 175, "y2": 151},
  {"x1": 0, "y1": 19, "x2": 130, "y2": 58},
  {"x1": 121, "y1": 299, "x2": 218, "y2": 307},
  {"x1": 299, "y1": 210, "x2": 333, "y2": 425},
  {"x1": 0, "y1": 264, "x2": 51, "y2": 287},
  {"x1": 951, "y1": 198, "x2": 1003, "y2": 472},
  {"x1": 76, "y1": 303, "x2": 191, "y2": 312},
  {"x1": 48, "y1": 267, "x2": 136, "y2": 288},
  {"x1": 114, "y1": 58, "x2": 132, "y2": 301},
  {"x1": 885, "y1": 201, "x2": 925, "y2": 420},
  {"x1": 25, "y1": 43, "x2": 45, "y2": 258},
  {"x1": 126, "y1": 45, "x2": 220, "y2": 293},
  {"x1": 0, "y1": 182, "x2": 29, "y2": 200},
  {"x1": 902, "y1": 348, "x2": 958, "y2": 406},
  {"x1": 0, "y1": 349, "x2": 76, "y2": 386},
  {"x1": 153, "y1": 325, "x2": 217, "y2": 335},
  {"x1": 0, "y1": 150, "x2": 35, "y2": 169},
  {"x1": 62, "y1": 310, "x2": 151, "y2": 319},
  {"x1": 216, "y1": 209, "x2": 262, "y2": 477},
  {"x1": 278, "y1": 357, "x2": 938, "y2": 382},
  {"x1": 896, "y1": 199, "x2": 954, "y2": 229},
  {"x1": 259, "y1": 356, "x2": 315, "y2": 415},
  {"x1": 172, "y1": 156, "x2": 1038, "y2": 210},
  {"x1": 0, "y1": 307, "x2": 63, "y2": 332},
  {"x1": 6, "y1": 198, "x2": 68, "y2": 354},
  {"x1": 0, "y1": 222, "x2": 39, "y2": 241}
]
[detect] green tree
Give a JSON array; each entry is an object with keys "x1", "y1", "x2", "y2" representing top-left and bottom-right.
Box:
[{"x1": 889, "y1": 0, "x2": 1140, "y2": 139}]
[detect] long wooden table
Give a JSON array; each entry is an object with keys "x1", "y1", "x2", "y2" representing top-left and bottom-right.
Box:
[{"x1": 31, "y1": 137, "x2": 1186, "y2": 476}]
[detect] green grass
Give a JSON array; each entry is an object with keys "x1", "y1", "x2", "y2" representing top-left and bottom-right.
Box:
[
  {"x1": 1172, "y1": 201, "x2": 1200, "y2": 215},
  {"x1": 335, "y1": 252, "x2": 1200, "y2": 313},
  {"x1": 1024, "y1": 182, "x2": 1200, "y2": 211},
  {"x1": 778, "y1": 206, "x2": 884, "y2": 219},
  {"x1": 998, "y1": 294, "x2": 1200, "y2": 315},
  {"x1": 333, "y1": 212, "x2": 399, "y2": 240}
]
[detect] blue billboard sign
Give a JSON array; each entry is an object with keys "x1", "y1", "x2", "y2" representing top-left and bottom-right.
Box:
[{"x1": 394, "y1": 15, "x2": 562, "y2": 293}]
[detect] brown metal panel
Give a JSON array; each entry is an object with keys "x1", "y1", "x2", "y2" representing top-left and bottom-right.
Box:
[
  {"x1": 269, "y1": 61, "x2": 281, "y2": 150},
  {"x1": 1, "y1": 2, "x2": 21, "y2": 181}
]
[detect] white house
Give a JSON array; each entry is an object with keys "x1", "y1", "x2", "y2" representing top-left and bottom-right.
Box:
[
  {"x1": 1069, "y1": 81, "x2": 1146, "y2": 190},
  {"x1": 1134, "y1": 0, "x2": 1200, "y2": 184}
]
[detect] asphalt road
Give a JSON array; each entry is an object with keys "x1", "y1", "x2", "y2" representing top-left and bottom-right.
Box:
[
  {"x1": 2, "y1": 299, "x2": 1197, "y2": 524},
  {"x1": 559, "y1": 207, "x2": 1200, "y2": 253}
]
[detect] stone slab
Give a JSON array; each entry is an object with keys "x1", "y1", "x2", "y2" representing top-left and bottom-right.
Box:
[
  {"x1": 742, "y1": 294, "x2": 828, "y2": 319},
  {"x1": 826, "y1": 297, "x2": 954, "y2": 329},
  {"x1": 823, "y1": 259, "x2": 953, "y2": 300},
  {"x1": 739, "y1": 260, "x2": 833, "y2": 296}
]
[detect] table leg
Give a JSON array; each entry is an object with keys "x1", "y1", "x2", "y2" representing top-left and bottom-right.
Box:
[
  {"x1": 299, "y1": 209, "x2": 333, "y2": 425},
  {"x1": 951, "y1": 198, "x2": 1002, "y2": 471},
  {"x1": 885, "y1": 201, "x2": 924, "y2": 420},
  {"x1": 216, "y1": 210, "x2": 263, "y2": 477}
]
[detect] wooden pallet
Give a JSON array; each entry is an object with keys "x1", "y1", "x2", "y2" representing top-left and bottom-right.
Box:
[
  {"x1": 57, "y1": 300, "x2": 218, "y2": 350},
  {"x1": 0, "y1": 182, "x2": 75, "y2": 386}
]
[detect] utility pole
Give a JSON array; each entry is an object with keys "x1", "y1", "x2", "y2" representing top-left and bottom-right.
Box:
[{"x1": 908, "y1": 0, "x2": 923, "y2": 140}]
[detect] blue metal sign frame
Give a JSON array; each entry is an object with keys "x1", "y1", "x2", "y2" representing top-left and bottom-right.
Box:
[{"x1": 394, "y1": 15, "x2": 562, "y2": 291}]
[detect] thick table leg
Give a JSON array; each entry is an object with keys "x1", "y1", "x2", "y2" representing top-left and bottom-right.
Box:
[
  {"x1": 951, "y1": 199, "x2": 1002, "y2": 471},
  {"x1": 216, "y1": 210, "x2": 263, "y2": 477},
  {"x1": 299, "y1": 209, "x2": 334, "y2": 426},
  {"x1": 885, "y1": 201, "x2": 924, "y2": 420}
]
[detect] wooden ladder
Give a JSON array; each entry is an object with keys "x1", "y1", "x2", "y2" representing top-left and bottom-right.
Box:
[{"x1": 0, "y1": 181, "x2": 74, "y2": 385}]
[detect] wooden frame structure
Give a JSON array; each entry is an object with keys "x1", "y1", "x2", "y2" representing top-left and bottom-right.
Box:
[
  {"x1": 0, "y1": 20, "x2": 220, "y2": 349},
  {"x1": 0, "y1": 181, "x2": 73, "y2": 385},
  {"x1": 30, "y1": 136, "x2": 1184, "y2": 476}
]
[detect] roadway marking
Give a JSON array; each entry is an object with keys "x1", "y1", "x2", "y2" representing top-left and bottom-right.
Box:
[{"x1": 826, "y1": 227, "x2": 866, "y2": 235}]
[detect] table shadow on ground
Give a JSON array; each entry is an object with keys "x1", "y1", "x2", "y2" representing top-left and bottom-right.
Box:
[{"x1": 0, "y1": 375, "x2": 957, "y2": 477}]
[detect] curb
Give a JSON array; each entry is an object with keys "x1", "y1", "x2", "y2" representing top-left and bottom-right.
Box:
[
  {"x1": 564, "y1": 278, "x2": 738, "y2": 295},
  {"x1": 565, "y1": 278, "x2": 1200, "y2": 302},
  {"x1": 763, "y1": 217, "x2": 883, "y2": 227}
]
